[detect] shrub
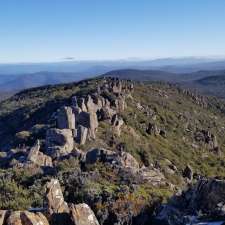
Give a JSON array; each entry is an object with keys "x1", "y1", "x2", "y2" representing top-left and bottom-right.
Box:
[{"x1": 0, "y1": 179, "x2": 32, "y2": 210}]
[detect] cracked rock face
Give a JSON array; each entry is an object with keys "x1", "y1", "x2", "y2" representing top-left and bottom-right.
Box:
[
  {"x1": 27, "y1": 140, "x2": 53, "y2": 167},
  {"x1": 111, "y1": 114, "x2": 124, "y2": 137},
  {"x1": 85, "y1": 148, "x2": 139, "y2": 169},
  {"x1": 45, "y1": 179, "x2": 100, "y2": 225},
  {"x1": 76, "y1": 125, "x2": 88, "y2": 145},
  {"x1": 46, "y1": 128, "x2": 74, "y2": 158},
  {"x1": 57, "y1": 106, "x2": 75, "y2": 130},
  {"x1": 70, "y1": 203, "x2": 100, "y2": 225},
  {"x1": 6, "y1": 211, "x2": 49, "y2": 225},
  {"x1": 46, "y1": 179, "x2": 69, "y2": 215}
]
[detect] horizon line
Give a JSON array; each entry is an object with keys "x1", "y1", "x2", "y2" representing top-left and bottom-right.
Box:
[{"x1": 1, "y1": 55, "x2": 225, "y2": 65}]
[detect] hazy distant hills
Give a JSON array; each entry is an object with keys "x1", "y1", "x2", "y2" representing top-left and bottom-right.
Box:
[
  {"x1": 104, "y1": 69, "x2": 176, "y2": 81},
  {"x1": 0, "y1": 71, "x2": 95, "y2": 93},
  {"x1": 187, "y1": 75, "x2": 225, "y2": 98},
  {"x1": 105, "y1": 69, "x2": 225, "y2": 99},
  {"x1": 104, "y1": 68, "x2": 225, "y2": 82},
  {"x1": 2, "y1": 57, "x2": 225, "y2": 100},
  {"x1": 1, "y1": 57, "x2": 225, "y2": 74}
]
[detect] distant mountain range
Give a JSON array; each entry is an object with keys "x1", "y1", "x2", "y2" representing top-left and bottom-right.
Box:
[
  {"x1": 0, "y1": 71, "x2": 96, "y2": 92},
  {"x1": 104, "y1": 69, "x2": 225, "y2": 99},
  {"x1": 2, "y1": 57, "x2": 225, "y2": 100},
  {"x1": 1, "y1": 57, "x2": 225, "y2": 74}
]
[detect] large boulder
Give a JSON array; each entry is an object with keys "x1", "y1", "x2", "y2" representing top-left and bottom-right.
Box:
[
  {"x1": 57, "y1": 106, "x2": 75, "y2": 130},
  {"x1": 85, "y1": 148, "x2": 117, "y2": 164},
  {"x1": 111, "y1": 114, "x2": 124, "y2": 137},
  {"x1": 27, "y1": 140, "x2": 52, "y2": 167},
  {"x1": 88, "y1": 112, "x2": 98, "y2": 140},
  {"x1": 77, "y1": 111, "x2": 98, "y2": 140},
  {"x1": 86, "y1": 95, "x2": 99, "y2": 113},
  {"x1": 6, "y1": 211, "x2": 49, "y2": 225},
  {"x1": 114, "y1": 96, "x2": 126, "y2": 112},
  {"x1": 45, "y1": 179, "x2": 69, "y2": 215},
  {"x1": 85, "y1": 148, "x2": 139, "y2": 169},
  {"x1": 70, "y1": 203, "x2": 100, "y2": 225},
  {"x1": 20, "y1": 211, "x2": 49, "y2": 225},
  {"x1": 76, "y1": 125, "x2": 88, "y2": 145},
  {"x1": 138, "y1": 167, "x2": 165, "y2": 185},
  {"x1": 118, "y1": 152, "x2": 139, "y2": 169},
  {"x1": 46, "y1": 128, "x2": 74, "y2": 158}
]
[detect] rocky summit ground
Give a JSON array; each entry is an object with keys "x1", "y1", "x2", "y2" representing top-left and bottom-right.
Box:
[{"x1": 0, "y1": 76, "x2": 224, "y2": 225}]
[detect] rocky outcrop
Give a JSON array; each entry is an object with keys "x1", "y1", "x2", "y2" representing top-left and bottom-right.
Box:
[
  {"x1": 85, "y1": 148, "x2": 118, "y2": 165},
  {"x1": 85, "y1": 148, "x2": 139, "y2": 169},
  {"x1": 97, "y1": 106, "x2": 116, "y2": 121},
  {"x1": 21, "y1": 211, "x2": 49, "y2": 225},
  {"x1": 76, "y1": 125, "x2": 88, "y2": 145},
  {"x1": 85, "y1": 148, "x2": 165, "y2": 185},
  {"x1": 70, "y1": 203, "x2": 100, "y2": 225},
  {"x1": 118, "y1": 151, "x2": 139, "y2": 168},
  {"x1": 77, "y1": 111, "x2": 98, "y2": 140},
  {"x1": 111, "y1": 114, "x2": 124, "y2": 137},
  {"x1": 114, "y1": 95, "x2": 126, "y2": 112},
  {"x1": 86, "y1": 95, "x2": 99, "y2": 113},
  {"x1": 46, "y1": 78, "x2": 133, "y2": 146},
  {"x1": 0, "y1": 206, "x2": 101, "y2": 225},
  {"x1": 138, "y1": 167, "x2": 165, "y2": 185},
  {"x1": 72, "y1": 96, "x2": 99, "y2": 144},
  {"x1": 46, "y1": 128, "x2": 74, "y2": 158},
  {"x1": 27, "y1": 140, "x2": 53, "y2": 167},
  {"x1": 194, "y1": 130, "x2": 220, "y2": 152},
  {"x1": 182, "y1": 89, "x2": 208, "y2": 108},
  {"x1": 45, "y1": 179, "x2": 100, "y2": 225},
  {"x1": 5, "y1": 211, "x2": 49, "y2": 225},
  {"x1": 183, "y1": 165, "x2": 193, "y2": 181},
  {"x1": 46, "y1": 179, "x2": 69, "y2": 215},
  {"x1": 110, "y1": 79, "x2": 122, "y2": 95},
  {"x1": 156, "y1": 178, "x2": 225, "y2": 225},
  {"x1": 57, "y1": 106, "x2": 75, "y2": 130},
  {"x1": 119, "y1": 166, "x2": 165, "y2": 186}
]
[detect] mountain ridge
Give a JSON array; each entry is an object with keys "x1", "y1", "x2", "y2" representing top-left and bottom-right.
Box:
[{"x1": 0, "y1": 76, "x2": 225, "y2": 224}]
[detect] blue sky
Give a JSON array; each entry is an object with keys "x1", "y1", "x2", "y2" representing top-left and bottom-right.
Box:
[{"x1": 0, "y1": 0, "x2": 225, "y2": 63}]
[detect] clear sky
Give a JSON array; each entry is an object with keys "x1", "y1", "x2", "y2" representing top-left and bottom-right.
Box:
[{"x1": 1, "y1": 0, "x2": 225, "y2": 63}]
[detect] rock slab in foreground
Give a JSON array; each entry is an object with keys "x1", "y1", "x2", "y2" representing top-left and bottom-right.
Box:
[
  {"x1": 70, "y1": 203, "x2": 100, "y2": 225},
  {"x1": 0, "y1": 210, "x2": 7, "y2": 225},
  {"x1": 6, "y1": 211, "x2": 49, "y2": 225},
  {"x1": 46, "y1": 179, "x2": 69, "y2": 215}
]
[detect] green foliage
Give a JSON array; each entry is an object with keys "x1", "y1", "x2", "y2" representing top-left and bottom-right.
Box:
[
  {"x1": 1, "y1": 77, "x2": 225, "y2": 212},
  {"x1": 57, "y1": 157, "x2": 80, "y2": 173},
  {"x1": 0, "y1": 179, "x2": 32, "y2": 210}
]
